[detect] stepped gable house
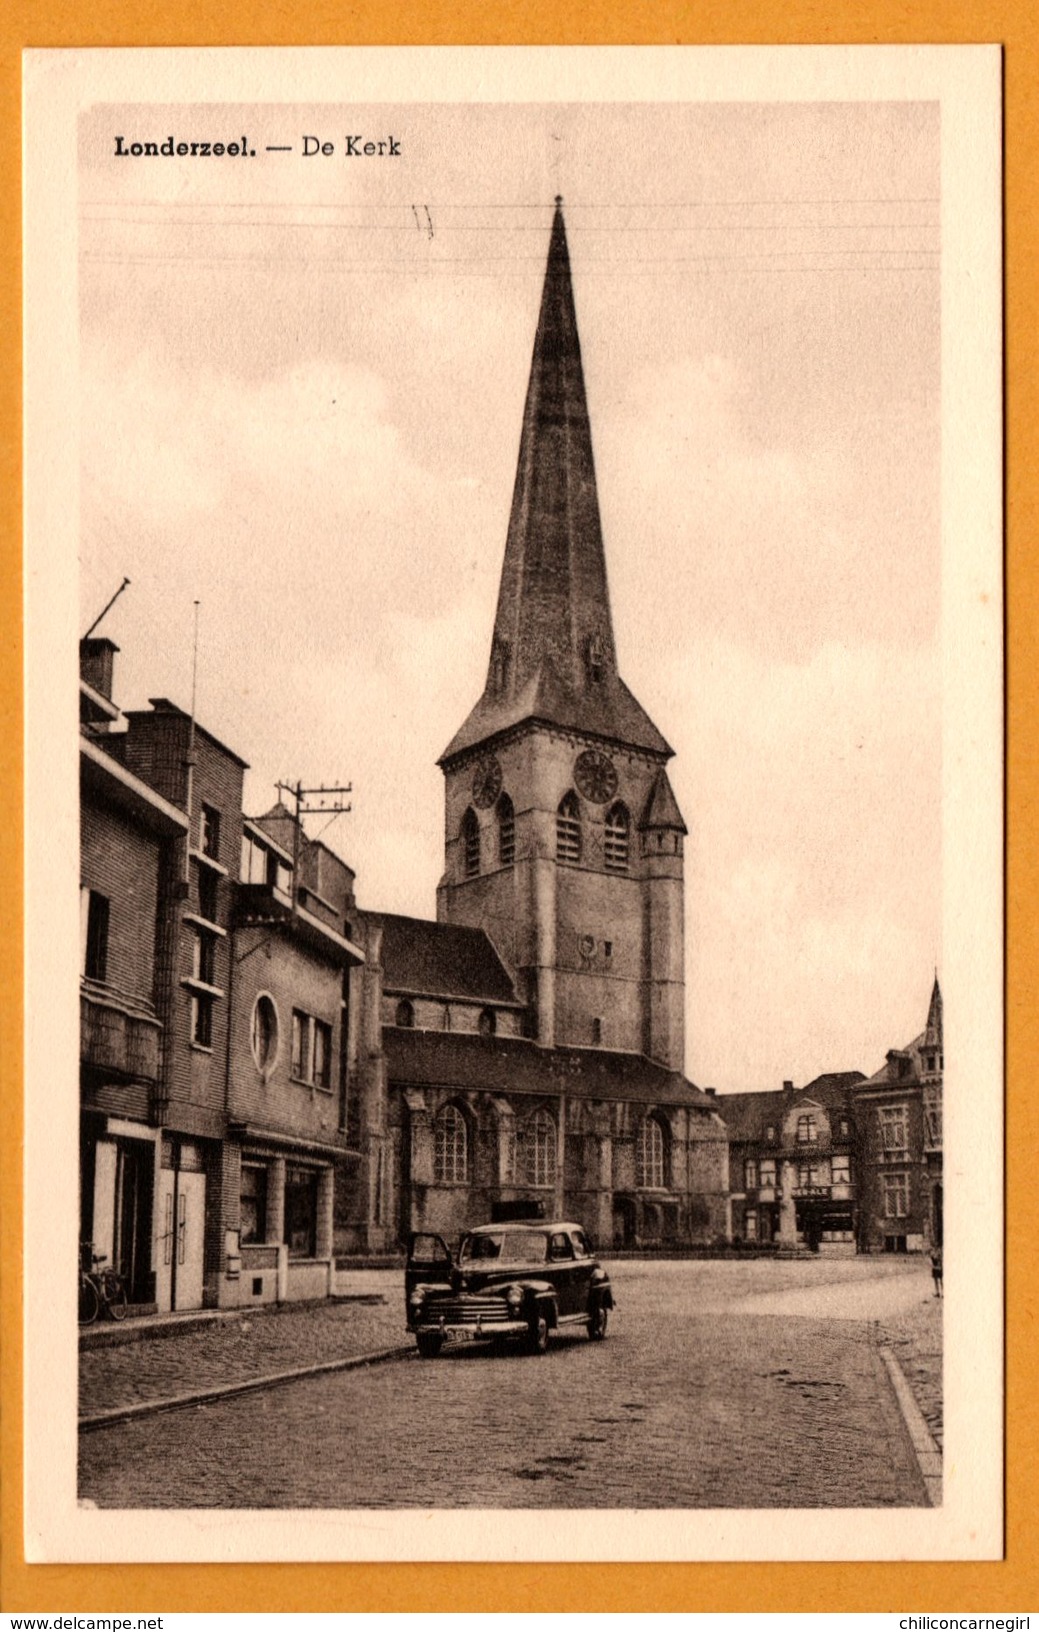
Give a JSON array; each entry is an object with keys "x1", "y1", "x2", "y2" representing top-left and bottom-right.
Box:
[{"x1": 341, "y1": 201, "x2": 730, "y2": 1252}]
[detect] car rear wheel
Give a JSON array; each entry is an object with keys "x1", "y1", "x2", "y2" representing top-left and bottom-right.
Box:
[
  {"x1": 416, "y1": 1332, "x2": 443, "y2": 1359},
  {"x1": 526, "y1": 1313, "x2": 549, "y2": 1355},
  {"x1": 588, "y1": 1303, "x2": 608, "y2": 1341}
]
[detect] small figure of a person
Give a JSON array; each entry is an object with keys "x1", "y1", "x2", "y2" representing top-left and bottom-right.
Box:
[{"x1": 930, "y1": 1244, "x2": 943, "y2": 1297}]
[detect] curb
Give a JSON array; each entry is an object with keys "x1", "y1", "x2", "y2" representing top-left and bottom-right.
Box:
[
  {"x1": 877, "y1": 1343, "x2": 943, "y2": 1507},
  {"x1": 79, "y1": 1343, "x2": 415, "y2": 1431}
]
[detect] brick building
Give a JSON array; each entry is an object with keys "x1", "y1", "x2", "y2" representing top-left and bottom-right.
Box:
[
  {"x1": 79, "y1": 647, "x2": 366, "y2": 1312},
  {"x1": 79, "y1": 640, "x2": 189, "y2": 1306},
  {"x1": 854, "y1": 978, "x2": 943, "y2": 1253},
  {"x1": 720, "y1": 1074, "x2": 866, "y2": 1252}
]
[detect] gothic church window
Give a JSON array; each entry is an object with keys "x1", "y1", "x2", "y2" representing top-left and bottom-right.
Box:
[
  {"x1": 604, "y1": 803, "x2": 630, "y2": 872},
  {"x1": 497, "y1": 794, "x2": 515, "y2": 866},
  {"x1": 395, "y1": 999, "x2": 415, "y2": 1029},
  {"x1": 556, "y1": 792, "x2": 581, "y2": 863},
  {"x1": 525, "y1": 1108, "x2": 557, "y2": 1187},
  {"x1": 462, "y1": 807, "x2": 480, "y2": 877},
  {"x1": 434, "y1": 1103, "x2": 468, "y2": 1185},
  {"x1": 636, "y1": 1115, "x2": 667, "y2": 1190}
]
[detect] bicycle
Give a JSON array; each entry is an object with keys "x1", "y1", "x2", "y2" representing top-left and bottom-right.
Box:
[{"x1": 78, "y1": 1245, "x2": 128, "y2": 1324}]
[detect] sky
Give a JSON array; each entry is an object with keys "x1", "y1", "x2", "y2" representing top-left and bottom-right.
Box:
[{"x1": 77, "y1": 98, "x2": 941, "y2": 1093}]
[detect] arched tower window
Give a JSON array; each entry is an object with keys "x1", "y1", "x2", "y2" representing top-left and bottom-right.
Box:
[
  {"x1": 461, "y1": 807, "x2": 480, "y2": 878},
  {"x1": 604, "y1": 803, "x2": 630, "y2": 873},
  {"x1": 433, "y1": 1103, "x2": 469, "y2": 1184},
  {"x1": 395, "y1": 999, "x2": 415, "y2": 1029},
  {"x1": 525, "y1": 1107, "x2": 557, "y2": 1187},
  {"x1": 556, "y1": 792, "x2": 582, "y2": 864},
  {"x1": 636, "y1": 1115, "x2": 667, "y2": 1189},
  {"x1": 497, "y1": 794, "x2": 515, "y2": 867}
]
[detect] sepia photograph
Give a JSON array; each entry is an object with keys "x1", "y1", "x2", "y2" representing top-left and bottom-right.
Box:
[{"x1": 22, "y1": 46, "x2": 1002, "y2": 1563}]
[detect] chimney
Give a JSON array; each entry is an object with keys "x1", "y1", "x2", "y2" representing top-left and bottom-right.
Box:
[
  {"x1": 782, "y1": 1079, "x2": 795, "y2": 1100},
  {"x1": 703, "y1": 1086, "x2": 716, "y2": 1098},
  {"x1": 79, "y1": 637, "x2": 119, "y2": 702}
]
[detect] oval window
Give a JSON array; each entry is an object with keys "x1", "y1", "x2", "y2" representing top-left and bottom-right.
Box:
[{"x1": 251, "y1": 994, "x2": 278, "y2": 1073}]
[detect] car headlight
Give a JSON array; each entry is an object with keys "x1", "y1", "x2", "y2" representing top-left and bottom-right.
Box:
[
  {"x1": 408, "y1": 1288, "x2": 426, "y2": 1309},
  {"x1": 505, "y1": 1285, "x2": 523, "y2": 1311}
]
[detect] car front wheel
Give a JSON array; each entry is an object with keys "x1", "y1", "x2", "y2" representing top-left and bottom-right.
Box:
[
  {"x1": 588, "y1": 1303, "x2": 608, "y2": 1341},
  {"x1": 416, "y1": 1332, "x2": 443, "y2": 1359},
  {"x1": 526, "y1": 1312, "x2": 549, "y2": 1355}
]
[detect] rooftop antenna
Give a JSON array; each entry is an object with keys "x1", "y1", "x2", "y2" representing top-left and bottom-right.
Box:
[{"x1": 83, "y1": 576, "x2": 130, "y2": 640}]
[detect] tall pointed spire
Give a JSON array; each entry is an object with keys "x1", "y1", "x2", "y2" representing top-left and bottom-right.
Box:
[
  {"x1": 924, "y1": 973, "x2": 943, "y2": 1052},
  {"x1": 441, "y1": 200, "x2": 670, "y2": 763}
]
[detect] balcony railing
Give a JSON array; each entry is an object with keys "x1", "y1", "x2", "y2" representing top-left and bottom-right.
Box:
[{"x1": 80, "y1": 988, "x2": 161, "y2": 1082}]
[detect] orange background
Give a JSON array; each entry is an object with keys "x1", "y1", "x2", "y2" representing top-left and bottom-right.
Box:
[{"x1": 2, "y1": 1, "x2": 1032, "y2": 1613}]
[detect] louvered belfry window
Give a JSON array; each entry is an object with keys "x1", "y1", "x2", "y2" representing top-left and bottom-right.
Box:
[
  {"x1": 497, "y1": 794, "x2": 515, "y2": 866},
  {"x1": 462, "y1": 808, "x2": 480, "y2": 878},
  {"x1": 556, "y1": 792, "x2": 581, "y2": 863},
  {"x1": 604, "y1": 803, "x2": 630, "y2": 872}
]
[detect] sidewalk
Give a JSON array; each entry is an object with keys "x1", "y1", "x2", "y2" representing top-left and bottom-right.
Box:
[{"x1": 79, "y1": 1283, "x2": 406, "y2": 1421}]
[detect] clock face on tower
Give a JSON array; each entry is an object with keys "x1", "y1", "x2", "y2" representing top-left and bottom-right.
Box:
[
  {"x1": 471, "y1": 755, "x2": 503, "y2": 808},
  {"x1": 574, "y1": 749, "x2": 618, "y2": 805}
]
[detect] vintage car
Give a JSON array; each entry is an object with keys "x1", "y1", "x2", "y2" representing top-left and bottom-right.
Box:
[{"x1": 405, "y1": 1220, "x2": 614, "y2": 1358}]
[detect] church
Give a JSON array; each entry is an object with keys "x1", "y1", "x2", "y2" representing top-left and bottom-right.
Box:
[{"x1": 341, "y1": 202, "x2": 731, "y2": 1254}]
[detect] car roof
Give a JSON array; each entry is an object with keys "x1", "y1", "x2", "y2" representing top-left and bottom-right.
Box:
[{"x1": 467, "y1": 1221, "x2": 585, "y2": 1235}]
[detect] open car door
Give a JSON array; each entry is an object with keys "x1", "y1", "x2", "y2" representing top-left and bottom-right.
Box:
[{"x1": 405, "y1": 1231, "x2": 453, "y2": 1317}]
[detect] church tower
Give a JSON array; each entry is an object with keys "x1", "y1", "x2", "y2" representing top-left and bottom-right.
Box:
[{"x1": 437, "y1": 201, "x2": 687, "y2": 1070}]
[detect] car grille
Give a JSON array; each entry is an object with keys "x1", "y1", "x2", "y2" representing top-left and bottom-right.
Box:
[{"x1": 425, "y1": 1296, "x2": 511, "y2": 1324}]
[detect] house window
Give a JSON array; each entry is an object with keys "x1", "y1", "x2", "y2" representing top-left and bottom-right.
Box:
[
  {"x1": 766, "y1": 1125, "x2": 776, "y2": 1143},
  {"x1": 250, "y1": 995, "x2": 278, "y2": 1073},
  {"x1": 240, "y1": 1163, "x2": 267, "y2": 1245},
  {"x1": 744, "y1": 1158, "x2": 758, "y2": 1189},
  {"x1": 80, "y1": 888, "x2": 110, "y2": 982},
  {"x1": 284, "y1": 1165, "x2": 318, "y2": 1257},
  {"x1": 796, "y1": 1114, "x2": 818, "y2": 1144},
  {"x1": 797, "y1": 1163, "x2": 823, "y2": 1189},
  {"x1": 604, "y1": 803, "x2": 630, "y2": 873},
  {"x1": 882, "y1": 1171, "x2": 910, "y2": 1219},
  {"x1": 193, "y1": 927, "x2": 218, "y2": 987},
  {"x1": 197, "y1": 865, "x2": 219, "y2": 923},
  {"x1": 879, "y1": 1106, "x2": 909, "y2": 1154},
  {"x1": 744, "y1": 1208, "x2": 758, "y2": 1241},
  {"x1": 636, "y1": 1116, "x2": 667, "y2": 1190},
  {"x1": 395, "y1": 999, "x2": 415, "y2": 1029},
  {"x1": 462, "y1": 808, "x2": 480, "y2": 878},
  {"x1": 831, "y1": 1154, "x2": 851, "y2": 1186},
  {"x1": 759, "y1": 1159, "x2": 776, "y2": 1190},
  {"x1": 556, "y1": 792, "x2": 582, "y2": 864},
  {"x1": 497, "y1": 794, "x2": 515, "y2": 866},
  {"x1": 478, "y1": 1007, "x2": 496, "y2": 1036},
  {"x1": 200, "y1": 803, "x2": 221, "y2": 860},
  {"x1": 434, "y1": 1104, "x2": 468, "y2": 1185},
  {"x1": 525, "y1": 1108, "x2": 557, "y2": 1187},
  {"x1": 313, "y1": 1020, "x2": 331, "y2": 1089},
  {"x1": 291, "y1": 1009, "x2": 333, "y2": 1089},
  {"x1": 839, "y1": 1118, "x2": 850, "y2": 1138},
  {"x1": 191, "y1": 992, "x2": 214, "y2": 1048}
]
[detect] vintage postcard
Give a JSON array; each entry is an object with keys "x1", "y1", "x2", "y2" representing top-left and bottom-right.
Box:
[{"x1": 22, "y1": 45, "x2": 1002, "y2": 1563}]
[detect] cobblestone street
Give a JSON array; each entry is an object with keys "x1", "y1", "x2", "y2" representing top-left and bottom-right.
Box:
[{"x1": 79, "y1": 1257, "x2": 938, "y2": 1509}]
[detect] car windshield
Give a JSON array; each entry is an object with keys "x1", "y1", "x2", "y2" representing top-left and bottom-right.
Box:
[{"x1": 460, "y1": 1230, "x2": 547, "y2": 1264}]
